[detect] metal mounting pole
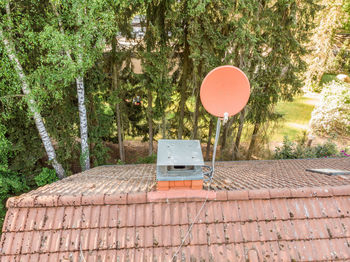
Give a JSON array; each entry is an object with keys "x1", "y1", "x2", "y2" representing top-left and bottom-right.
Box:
[
  {"x1": 211, "y1": 118, "x2": 221, "y2": 175},
  {"x1": 211, "y1": 112, "x2": 228, "y2": 176}
]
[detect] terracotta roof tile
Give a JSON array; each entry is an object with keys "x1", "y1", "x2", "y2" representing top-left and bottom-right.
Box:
[
  {"x1": 2, "y1": 158, "x2": 350, "y2": 260},
  {"x1": 7, "y1": 158, "x2": 349, "y2": 202}
]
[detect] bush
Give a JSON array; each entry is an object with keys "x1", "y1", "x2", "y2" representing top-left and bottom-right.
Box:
[
  {"x1": 0, "y1": 167, "x2": 57, "y2": 231},
  {"x1": 0, "y1": 168, "x2": 29, "y2": 229},
  {"x1": 274, "y1": 137, "x2": 297, "y2": 159},
  {"x1": 274, "y1": 136, "x2": 343, "y2": 159},
  {"x1": 34, "y1": 168, "x2": 58, "y2": 187},
  {"x1": 135, "y1": 153, "x2": 157, "y2": 164},
  {"x1": 313, "y1": 141, "x2": 338, "y2": 157},
  {"x1": 310, "y1": 81, "x2": 350, "y2": 136}
]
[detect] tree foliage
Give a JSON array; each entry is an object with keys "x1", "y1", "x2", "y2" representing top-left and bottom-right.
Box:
[
  {"x1": 0, "y1": 0, "x2": 322, "y2": 175},
  {"x1": 304, "y1": 0, "x2": 346, "y2": 91}
]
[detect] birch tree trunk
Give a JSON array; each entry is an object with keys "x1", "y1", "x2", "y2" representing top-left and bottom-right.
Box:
[
  {"x1": 76, "y1": 75, "x2": 90, "y2": 170},
  {"x1": 52, "y1": 3, "x2": 90, "y2": 170},
  {"x1": 0, "y1": 28, "x2": 65, "y2": 179},
  {"x1": 75, "y1": 10, "x2": 90, "y2": 170}
]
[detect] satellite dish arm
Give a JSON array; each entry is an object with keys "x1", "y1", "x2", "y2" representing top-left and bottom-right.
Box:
[
  {"x1": 204, "y1": 112, "x2": 228, "y2": 182},
  {"x1": 212, "y1": 112, "x2": 228, "y2": 171},
  {"x1": 212, "y1": 117, "x2": 221, "y2": 173}
]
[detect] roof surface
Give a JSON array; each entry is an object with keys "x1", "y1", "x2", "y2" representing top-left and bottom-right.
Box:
[
  {"x1": 14, "y1": 157, "x2": 350, "y2": 198},
  {"x1": 1, "y1": 157, "x2": 350, "y2": 261}
]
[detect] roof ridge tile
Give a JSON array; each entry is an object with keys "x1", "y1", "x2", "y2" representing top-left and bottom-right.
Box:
[
  {"x1": 290, "y1": 187, "x2": 313, "y2": 198},
  {"x1": 147, "y1": 190, "x2": 216, "y2": 203},
  {"x1": 5, "y1": 184, "x2": 350, "y2": 208},
  {"x1": 104, "y1": 193, "x2": 127, "y2": 205},
  {"x1": 310, "y1": 187, "x2": 334, "y2": 197},
  {"x1": 215, "y1": 191, "x2": 228, "y2": 200},
  {"x1": 57, "y1": 195, "x2": 82, "y2": 206},
  {"x1": 332, "y1": 184, "x2": 350, "y2": 196},
  {"x1": 34, "y1": 195, "x2": 59, "y2": 207},
  {"x1": 6, "y1": 195, "x2": 35, "y2": 208},
  {"x1": 248, "y1": 189, "x2": 270, "y2": 199},
  {"x1": 127, "y1": 192, "x2": 147, "y2": 204},
  {"x1": 269, "y1": 188, "x2": 292, "y2": 198},
  {"x1": 227, "y1": 190, "x2": 249, "y2": 200},
  {"x1": 82, "y1": 194, "x2": 104, "y2": 205}
]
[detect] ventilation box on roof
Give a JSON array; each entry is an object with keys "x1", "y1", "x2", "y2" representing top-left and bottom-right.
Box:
[{"x1": 156, "y1": 139, "x2": 204, "y2": 190}]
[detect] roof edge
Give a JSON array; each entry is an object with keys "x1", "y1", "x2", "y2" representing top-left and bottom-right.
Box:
[{"x1": 6, "y1": 184, "x2": 350, "y2": 208}]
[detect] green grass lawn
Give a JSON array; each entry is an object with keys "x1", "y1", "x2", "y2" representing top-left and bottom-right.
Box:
[
  {"x1": 320, "y1": 73, "x2": 337, "y2": 85},
  {"x1": 272, "y1": 96, "x2": 318, "y2": 141}
]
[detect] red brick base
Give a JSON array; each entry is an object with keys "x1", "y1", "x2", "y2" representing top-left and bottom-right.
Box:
[{"x1": 157, "y1": 180, "x2": 203, "y2": 191}]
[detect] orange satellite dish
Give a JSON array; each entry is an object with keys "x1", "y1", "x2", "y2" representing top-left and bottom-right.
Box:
[{"x1": 200, "y1": 65, "x2": 250, "y2": 117}]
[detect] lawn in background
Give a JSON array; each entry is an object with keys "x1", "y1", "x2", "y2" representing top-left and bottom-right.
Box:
[{"x1": 272, "y1": 96, "x2": 318, "y2": 141}]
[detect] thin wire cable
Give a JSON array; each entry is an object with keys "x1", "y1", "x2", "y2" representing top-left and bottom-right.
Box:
[
  {"x1": 171, "y1": 118, "x2": 223, "y2": 261},
  {"x1": 170, "y1": 178, "x2": 213, "y2": 261},
  {"x1": 80, "y1": 235, "x2": 87, "y2": 262},
  {"x1": 202, "y1": 165, "x2": 213, "y2": 181}
]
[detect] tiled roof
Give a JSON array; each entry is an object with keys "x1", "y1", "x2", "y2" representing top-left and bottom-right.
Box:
[
  {"x1": 2, "y1": 186, "x2": 350, "y2": 261},
  {"x1": 1, "y1": 157, "x2": 350, "y2": 261},
  {"x1": 14, "y1": 157, "x2": 350, "y2": 198}
]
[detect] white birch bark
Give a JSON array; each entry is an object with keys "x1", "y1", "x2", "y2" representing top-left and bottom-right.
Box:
[
  {"x1": 0, "y1": 27, "x2": 66, "y2": 179},
  {"x1": 76, "y1": 74, "x2": 90, "y2": 170},
  {"x1": 75, "y1": 20, "x2": 90, "y2": 171},
  {"x1": 52, "y1": 3, "x2": 90, "y2": 170}
]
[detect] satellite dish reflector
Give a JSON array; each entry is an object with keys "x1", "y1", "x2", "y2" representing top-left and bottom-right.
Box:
[{"x1": 200, "y1": 65, "x2": 250, "y2": 117}]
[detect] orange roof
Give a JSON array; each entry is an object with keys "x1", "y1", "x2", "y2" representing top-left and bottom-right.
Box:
[
  {"x1": 11, "y1": 158, "x2": 350, "y2": 196},
  {"x1": 1, "y1": 158, "x2": 350, "y2": 261}
]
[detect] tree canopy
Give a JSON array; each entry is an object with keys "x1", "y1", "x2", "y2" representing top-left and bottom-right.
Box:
[{"x1": 0, "y1": 0, "x2": 321, "y2": 172}]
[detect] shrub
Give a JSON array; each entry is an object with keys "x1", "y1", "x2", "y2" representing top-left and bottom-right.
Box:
[
  {"x1": 0, "y1": 168, "x2": 29, "y2": 229},
  {"x1": 135, "y1": 153, "x2": 157, "y2": 164},
  {"x1": 34, "y1": 168, "x2": 58, "y2": 187},
  {"x1": 313, "y1": 140, "x2": 338, "y2": 157},
  {"x1": 274, "y1": 136, "x2": 344, "y2": 159},
  {"x1": 0, "y1": 124, "x2": 30, "y2": 229},
  {"x1": 310, "y1": 81, "x2": 350, "y2": 136},
  {"x1": 116, "y1": 159, "x2": 125, "y2": 165},
  {"x1": 274, "y1": 137, "x2": 297, "y2": 159}
]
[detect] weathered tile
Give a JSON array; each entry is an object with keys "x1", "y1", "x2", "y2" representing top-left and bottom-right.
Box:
[
  {"x1": 2, "y1": 158, "x2": 350, "y2": 261},
  {"x1": 21, "y1": 231, "x2": 32, "y2": 254}
]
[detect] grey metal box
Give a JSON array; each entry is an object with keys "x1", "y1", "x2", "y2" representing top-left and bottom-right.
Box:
[{"x1": 156, "y1": 139, "x2": 204, "y2": 181}]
